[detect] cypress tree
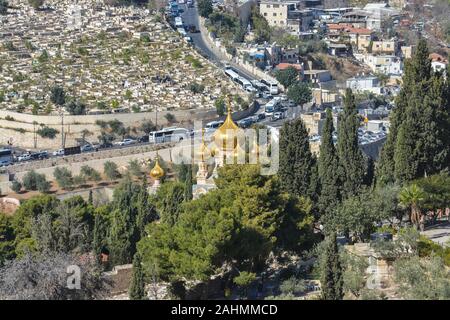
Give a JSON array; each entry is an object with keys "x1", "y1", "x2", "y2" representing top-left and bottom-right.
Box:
[
  {"x1": 92, "y1": 213, "x2": 103, "y2": 263},
  {"x1": 129, "y1": 253, "x2": 146, "y2": 300},
  {"x1": 88, "y1": 189, "x2": 93, "y2": 206},
  {"x1": 279, "y1": 118, "x2": 315, "y2": 198},
  {"x1": 318, "y1": 108, "x2": 340, "y2": 215},
  {"x1": 378, "y1": 39, "x2": 450, "y2": 184},
  {"x1": 184, "y1": 165, "x2": 193, "y2": 201},
  {"x1": 337, "y1": 89, "x2": 365, "y2": 198},
  {"x1": 321, "y1": 232, "x2": 343, "y2": 300},
  {"x1": 109, "y1": 208, "x2": 134, "y2": 265},
  {"x1": 136, "y1": 179, "x2": 157, "y2": 238}
]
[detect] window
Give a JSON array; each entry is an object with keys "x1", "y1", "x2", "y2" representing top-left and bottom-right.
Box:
[
  {"x1": 387, "y1": 44, "x2": 391, "y2": 48},
  {"x1": 264, "y1": 12, "x2": 267, "y2": 16},
  {"x1": 273, "y1": 4, "x2": 279, "y2": 8},
  {"x1": 273, "y1": 13, "x2": 277, "y2": 16}
]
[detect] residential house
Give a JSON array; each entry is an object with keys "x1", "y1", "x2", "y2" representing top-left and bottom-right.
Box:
[
  {"x1": 363, "y1": 3, "x2": 400, "y2": 31},
  {"x1": 346, "y1": 75, "x2": 383, "y2": 94},
  {"x1": 371, "y1": 39, "x2": 396, "y2": 55},
  {"x1": 364, "y1": 54, "x2": 403, "y2": 75},
  {"x1": 274, "y1": 62, "x2": 304, "y2": 79},
  {"x1": 400, "y1": 45, "x2": 413, "y2": 59},
  {"x1": 346, "y1": 27, "x2": 374, "y2": 53},
  {"x1": 259, "y1": 1, "x2": 313, "y2": 33},
  {"x1": 328, "y1": 42, "x2": 349, "y2": 56},
  {"x1": 259, "y1": 0, "x2": 299, "y2": 28},
  {"x1": 304, "y1": 69, "x2": 332, "y2": 83},
  {"x1": 429, "y1": 53, "x2": 448, "y2": 74},
  {"x1": 301, "y1": 112, "x2": 326, "y2": 136},
  {"x1": 224, "y1": 0, "x2": 257, "y2": 27}
]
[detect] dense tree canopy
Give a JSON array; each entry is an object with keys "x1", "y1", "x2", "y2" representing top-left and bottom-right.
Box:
[{"x1": 138, "y1": 165, "x2": 315, "y2": 284}]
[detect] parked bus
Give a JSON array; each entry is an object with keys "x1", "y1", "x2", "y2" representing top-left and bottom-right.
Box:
[
  {"x1": 235, "y1": 77, "x2": 254, "y2": 92},
  {"x1": 261, "y1": 79, "x2": 279, "y2": 95},
  {"x1": 251, "y1": 79, "x2": 267, "y2": 92},
  {"x1": 224, "y1": 67, "x2": 240, "y2": 82},
  {"x1": 149, "y1": 127, "x2": 190, "y2": 144},
  {"x1": 205, "y1": 120, "x2": 224, "y2": 130},
  {"x1": 0, "y1": 148, "x2": 13, "y2": 166}
]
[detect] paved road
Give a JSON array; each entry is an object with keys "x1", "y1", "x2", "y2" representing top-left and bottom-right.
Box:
[
  {"x1": 422, "y1": 221, "x2": 450, "y2": 247},
  {"x1": 181, "y1": 4, "x2": 257, "y2": 82}
]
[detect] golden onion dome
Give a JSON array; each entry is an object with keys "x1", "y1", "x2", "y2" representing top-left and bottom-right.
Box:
[
  {"x1": 197, "y1": 129, "x2": 211, "y2": 161},
  {"x1": 150, "y1": 156, "x2": 164, "y2": 180},
  {"x1": 214, "y1": 97, "x2": 240, "y2": 150}
]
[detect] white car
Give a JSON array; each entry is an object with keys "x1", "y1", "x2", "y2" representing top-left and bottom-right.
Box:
[
  {"x1": 17, "y1": 153, "x2": 32, "y2": 162},
  {"x1": 53, "y1": 149, "x2": 65, "y2": 156},
  {"x1": 271, "y1": 112, "x2": 284, "y2": 121},
  {"x1": 117, "y1": 139, "x2": 137, "y2": 146}
]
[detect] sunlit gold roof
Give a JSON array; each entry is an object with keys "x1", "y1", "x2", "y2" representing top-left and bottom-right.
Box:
[
  {"x1": 150, "y1": 154, "x2": 164, "y2": 180},
  {"x1": 214, "y1": 96, "x2": 240, "y2": 151},
  {"x1": 197, "y1": 129, "x2": 211, "y2": 161}
]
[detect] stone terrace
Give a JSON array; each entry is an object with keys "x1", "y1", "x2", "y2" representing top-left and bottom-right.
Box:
[{"x1": 0, "y1": 0, "x2": 239, "y2": 115}]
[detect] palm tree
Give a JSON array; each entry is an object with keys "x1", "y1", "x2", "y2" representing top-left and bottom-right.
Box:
[{"x1": 399, "y1": 184, "x2": 426, "y2": 229}]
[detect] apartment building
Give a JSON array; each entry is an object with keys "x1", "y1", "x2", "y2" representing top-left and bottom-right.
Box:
[
  {"x1": 371, "y1": 40, "x2": 396, "y2": 55},
  {"x1": 259, "y1": 1, "x2": 313, "y2": 33}
]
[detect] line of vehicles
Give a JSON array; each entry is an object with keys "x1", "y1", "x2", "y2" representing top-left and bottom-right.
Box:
[
  {"x1": 169, "y1": 0, "x2": 195, "y2": 43},
  {"x1": 224, "y1": 66, "x2": 279, "y2": 96}
]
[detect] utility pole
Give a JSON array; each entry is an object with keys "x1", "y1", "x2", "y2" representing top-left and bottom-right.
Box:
[
  {"x1": 60, "y1": 107, "x2": 65, "y2": 149},
  {"x1": 33, "y1": 121, "x2": 37, "y2": 149}
]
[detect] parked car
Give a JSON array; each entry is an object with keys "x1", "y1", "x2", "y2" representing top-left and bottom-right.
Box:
[
  {"x1": 0, "y1": 159, "x2": 12, "y2": 167},
  {"x1": 30, "y1": 151, "x2": 49, "y2": 160},
  {"x1": 53, "y1": 149, "x2": 65, "y2": 156},
  {"x1": 271, "y1": 112, "x2": 284, "y2": 121},
  {"x1": 117, "y1": 138, "x2": 137, "y2": 146},
  {"x1": 238, "y1": 119, "x2": 252, "y2": 128},
  {"x1": 138, "y1": 135, "x2": 149, "y2": 143},
  {"x1": 81, "y1": 144, "x2": 97, "y2": 152},
  {"x1": 262, "y1": 92, "x2": 272, "y2": 100},
  {"x1": 99, "y1": 142, "x2": 113, "y2": 149},
  {"x1": 186, "y1": 25, "x2": 199, "y2": 33},
  {"x1": 257, "y1": 113, "x2": 266, "y2": 121},
  {"x1": 17, "y1": 153, "x2": 32, "y2": 162}
]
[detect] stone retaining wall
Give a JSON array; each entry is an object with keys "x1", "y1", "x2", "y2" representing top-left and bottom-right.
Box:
[{"x1": 0, "y1": 108, "x2": 218, "y2": 149}]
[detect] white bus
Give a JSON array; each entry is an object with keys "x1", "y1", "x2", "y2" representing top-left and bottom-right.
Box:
[
  {"x1": 149, "y1": 127, "x2": 190, "y2": 144},
  {"x1": 224, "y1": 67, "x2": 240, "y2": 82},
  {"x1": 236, "y1": 77, "x2": 255, "y2": 92},
  {"x1": 261, "y1": 79, "x2": 279, "y2": 95},
  {"x1": 251, "y1": 80, "x2": 267, "y2": 92},
  {"x1": 205, "y1": 120, "x2": 224, "y2": 130}
]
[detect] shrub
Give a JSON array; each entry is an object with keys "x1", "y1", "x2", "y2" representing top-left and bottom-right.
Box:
[
  {"x1": 11, "y1": 180, "x2": 22, "y2": 193},
  {"x1": 22, "y1": 171, "x2": 49, "y2": 192},
  {"x1": 36, "y1": 177, "x2": 51, "y2": 193},
  {"x1": 104, "y1": 161, "x2": 121, "y2": 181},
  {"x1": 189, "y1": 82, "x2": 205, "y2": 94},
  {"x1": 80, "y1": 165, "x2": 101, "y2": 182},
  {"x1": 53, "y1": 167, "x2": 73, "y2": 190},
  {"x1": 37, "y1": 126, "x2": 59, "y2": 139},
  {"x1": 164, "y1": 113, "x2": 176, "y2": 124}
]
